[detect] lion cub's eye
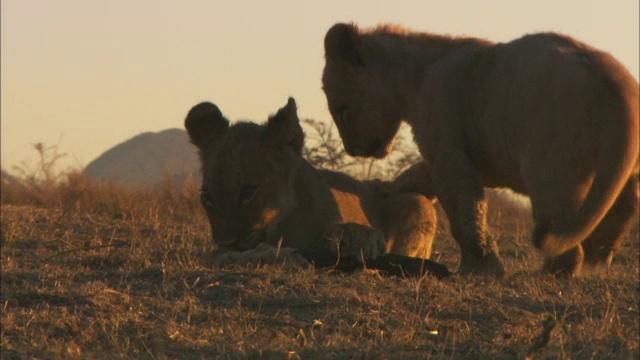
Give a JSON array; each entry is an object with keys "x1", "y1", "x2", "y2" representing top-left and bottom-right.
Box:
[
  {"x1": 239, "y1": 185, "x2": 258, "y2": 205},
  {"x1": 200, "y1": 189, "x2": 214, "y2": 209}
]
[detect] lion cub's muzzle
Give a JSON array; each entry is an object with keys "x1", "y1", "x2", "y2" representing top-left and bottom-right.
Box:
[
  {"x1": 370, "y1": 137, "x2": 392, "y2": 159},
  {"x1": 354, "y1": 137, "x2": 390, "y2": 159},
  {"x1": 344, "y1": 137, "x2": 387, "y2": 158}
]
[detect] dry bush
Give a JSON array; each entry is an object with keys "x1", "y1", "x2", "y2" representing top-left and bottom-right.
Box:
[
  {"x1": 10, "y1": 142, "x2": 67, "y2": 185},
  {"x1": 2, "y1": 170, "x2": 204, "y2": 224},
  {"x1": 302, "y1": 119, "x2": 421, "y2": 180},
  {"x1": 1, "y1": 143, "x2": 204, "y2": 225}
]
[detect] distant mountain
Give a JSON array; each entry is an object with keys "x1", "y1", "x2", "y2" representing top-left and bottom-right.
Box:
[{"x1": 84, "y1": 129, "x2": 201, "y2": 186}]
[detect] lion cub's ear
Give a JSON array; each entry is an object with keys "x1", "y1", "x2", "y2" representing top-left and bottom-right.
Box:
[
  {"x1": 324, "y1": 23, "x2": 365, "y2": 67},
  {"x1": 264, "y1": 97, "x2": 305, "y2": 155},
  {"x1": 184, "y1": 102, "x2": 229, "y2": 151}
]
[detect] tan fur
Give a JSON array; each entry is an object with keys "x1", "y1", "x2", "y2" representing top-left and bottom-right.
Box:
[
  {"x1": 322, "y1": 23, "x2": 639, "y2": 276},
  {"x1": 184, "y1": 98, "x2": 437, "y2": 265},
  {"x1": 367, "y1": 161, "x2": 435, "y2": 198}
]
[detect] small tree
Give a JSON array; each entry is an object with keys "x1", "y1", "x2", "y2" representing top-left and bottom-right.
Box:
[
  {"x1": 11, "y1": 142, "x2": 67, "y2": 185},
  {"x1": 301, "y1": 119, "x2": 354, "y2": 171},
  {"x1": 301, "y1": 118, "x2": 421, "y2": 180}
]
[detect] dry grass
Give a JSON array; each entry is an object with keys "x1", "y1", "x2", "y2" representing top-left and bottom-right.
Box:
[{"x1": 1, "y1": 173, "x2": 638, "y2": 359}]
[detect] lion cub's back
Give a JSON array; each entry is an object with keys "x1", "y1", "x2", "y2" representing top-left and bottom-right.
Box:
[{"x1": 318, "y1": 169, "x2": 385, "y2": 229}]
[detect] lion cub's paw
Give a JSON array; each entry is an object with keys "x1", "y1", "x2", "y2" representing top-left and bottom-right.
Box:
[
  {"x1": 212, "y1": 243, "x2": 310, "y2": 270},
  {"x1": 324, "y1": 223, "x2": 386, "y2": 262},
  {"x1": 211, "y1": 249, "x2": 241, "y2": 266}
]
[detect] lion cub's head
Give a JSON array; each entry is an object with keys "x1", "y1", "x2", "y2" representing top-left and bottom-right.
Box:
[
  {"x1": 322, "y1": 23, "x2": 404, "y2": 159},
  {"x1": 185, "y1": 98, "x2": 304, "y2": 250}
]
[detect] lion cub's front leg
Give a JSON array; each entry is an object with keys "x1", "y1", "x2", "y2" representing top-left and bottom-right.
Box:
[
  {"x1": 323, "y1": 223, "x2": 386, "y2": 262},
  {"x1": 212, "y1": 243, "x2": 310, "y2": 270},
  {"x1": 432, "y1": 151, "x2": 505, "y2": 277}
]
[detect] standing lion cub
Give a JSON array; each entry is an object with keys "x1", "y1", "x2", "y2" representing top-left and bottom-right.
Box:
[
  {"x1": 185, "y1": 97, "x2": 449, "y2": 278},
  {"x1": 322, "y1": 23, "x2": 639, "y2": 276}
]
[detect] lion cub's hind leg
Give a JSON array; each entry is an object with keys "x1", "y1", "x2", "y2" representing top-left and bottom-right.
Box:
[
  {"x1": 384, "y1": 193, "x2": 437, "y2": 259},
  {"x1": 581, "y1": 176, "x2": 639, "y2": 267},
  {"x1": 525, "y1": 158, "x2": 593, "y2": 275},
  {"x1": 541, "y1": 245, "x2": 585, "y2": 276},
  {"x1": 323, "y1": 222, "x2": 386, "y2": 262},
  {"x1": 532, "y1": 172, "x2": 639, "y2": 275}
]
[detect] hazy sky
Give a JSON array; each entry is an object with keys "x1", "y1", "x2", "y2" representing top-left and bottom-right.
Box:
[{"x1": 2, "y1": 0, "x2": 638, "y2": 171}]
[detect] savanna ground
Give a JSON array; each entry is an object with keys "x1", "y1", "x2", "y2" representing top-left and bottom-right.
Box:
[{"x1": 1, "y1": 137, "x2": 639, "y2": 359}]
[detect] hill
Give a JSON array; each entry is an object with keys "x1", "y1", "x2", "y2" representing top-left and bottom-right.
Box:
[{"x1": 83, "y1": 129, "x2": 200, "y2": 186}]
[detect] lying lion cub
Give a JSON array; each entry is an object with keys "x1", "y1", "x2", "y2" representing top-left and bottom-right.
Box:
[{"x1": 185, "y1": 97, "x2": 449, "y2": 278}]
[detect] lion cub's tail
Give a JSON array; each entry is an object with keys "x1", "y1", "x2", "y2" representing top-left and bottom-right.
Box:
[{"x1": 535, "y1": 64, "x2": 639, "y2": 257}]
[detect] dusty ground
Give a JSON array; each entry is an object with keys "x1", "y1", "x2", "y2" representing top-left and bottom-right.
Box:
[{"x1": 1, "y1": 188, "x2": 639, "y2": 359}]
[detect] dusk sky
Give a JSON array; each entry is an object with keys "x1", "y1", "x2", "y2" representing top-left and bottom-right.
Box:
[{"x1": 2, "y1": 0, "x2": 638, "y2": 172}]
